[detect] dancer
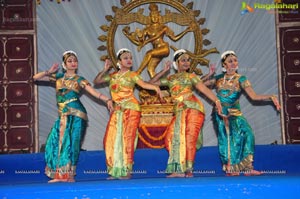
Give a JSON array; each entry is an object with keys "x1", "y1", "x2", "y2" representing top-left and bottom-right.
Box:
[
  {"x1": 204, "y1": 50, "x2": 281, "y2": 176},
  {"x1": 93, "y1": 48, "x2": 163, "y2": 179},
  {"x1": 33, "y1": 50, "x2": 113, "y2": 183},
  {"x1": 149, "y1": 49, "x2": 222, "y2": 177}
]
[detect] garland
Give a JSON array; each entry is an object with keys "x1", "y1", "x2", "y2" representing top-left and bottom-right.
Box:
[
  {"x1": 138, "y1": 133, "x2": 165, "y2": 149},
  {"x1": 140, "y1": 124, "x2": 168, "y2": 141},
  {"x1": 138, "y1": 124, "x2": 168, "y2": 148}
]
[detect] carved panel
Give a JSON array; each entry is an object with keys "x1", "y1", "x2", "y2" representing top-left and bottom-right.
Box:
[
  {"x1": 282, "y1": 52, "x2": 300, "y2": 74},
  {"x1": 284, "y1": 75, "x2": 300, "y2": 95},
  {"x1": 6, "y1": 61, "x2": 32, "y2": 81},
  {"x1": 6, "y1": 83, "x2": 32, "y2": 103},
  {"x1": 7, "y1": 105, "x2": 32, "y2": 126},
  {"x1": 7, "y1": 128, "x2": 33, "y2": 150},
  {"x1": 287, "y1": 119, "x2": 300, "y2": 143},
  {"x1": 0, "y1": 0, "x2": 34, "y2": 30},
  {"x1": 6, "y1": 36, "x2": 32, "y2": 59},
  {"x1": 281, "y1": 28, "x2": 300, "y2": 51},
  {"x1": 286, "y1": 97, "x2": 300, "y2": 117}
]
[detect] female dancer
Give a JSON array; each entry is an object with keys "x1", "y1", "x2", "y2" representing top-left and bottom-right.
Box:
[
  {"x1": 33, "y1": 50, "x2": 113, "y2": 182},
  {"x1": 93, "y1": 48, "x2": 162, "y2": 179},
  {"x1": 150, "y1": 49, "x2": 222, "y2": 177},
  {"x1": 204, "y1": 50, "x2": 281, "y2": 176}
]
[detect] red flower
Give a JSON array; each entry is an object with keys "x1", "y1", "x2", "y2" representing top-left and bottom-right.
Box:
[
  {"x1": 172, "y1": 85, "x2": 180, "y2": 92},
  {"x1": 111, "y1": 84, "x2": 118, "y2": 91}
]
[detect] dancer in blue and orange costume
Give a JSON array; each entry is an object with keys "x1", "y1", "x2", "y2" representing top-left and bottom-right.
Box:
[
  {"x1": 150, "y1": 49, "x2": 222, "y2": 177},
  {"x1": 93, "y1": 48, "x2": 163, "y2": 179},
  {"x1": 204, "y1": 50, "x2": 281, "y2": 176},
  {"x1": 33, "y1": 50, "x2": 113, "y2": 183}
]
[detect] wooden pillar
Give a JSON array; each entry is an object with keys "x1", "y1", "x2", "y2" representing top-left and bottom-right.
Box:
[
  {"x1": 0, "y1": 0, "x2": 38, "y2": 153},
  {"x1": 276, "y1": 1, "x2": 300, "y2": 144}
]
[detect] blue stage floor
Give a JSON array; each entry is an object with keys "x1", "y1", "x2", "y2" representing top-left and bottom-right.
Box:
[
  {"x1": 2, "y1": 175, "x2": 300, "y2": 199},
  {"x1": 1, "y1": 145, "x2": 300, "y2": 199}
]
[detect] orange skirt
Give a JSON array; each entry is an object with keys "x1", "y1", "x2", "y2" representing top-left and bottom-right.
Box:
[
  {"x1": 103, "y1": 108, "x2": 141, "y2": 178},
  {"x1": 165, "y1": 108, "x2": 205, "y2": 173}
]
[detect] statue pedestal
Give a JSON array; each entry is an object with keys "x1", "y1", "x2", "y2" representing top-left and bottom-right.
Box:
[{"x1": 137, "y1": 103, "x2": 174, "y2": 149}]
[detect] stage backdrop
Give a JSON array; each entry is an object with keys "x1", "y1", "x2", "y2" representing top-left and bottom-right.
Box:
[{"x1": 36, "y1": 0, "x2": 281, "y2": 151}]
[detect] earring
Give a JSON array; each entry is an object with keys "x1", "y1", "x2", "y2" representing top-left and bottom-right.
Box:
[{"x1": 117, "y1": 62, "x2": 121, "y2": 69}]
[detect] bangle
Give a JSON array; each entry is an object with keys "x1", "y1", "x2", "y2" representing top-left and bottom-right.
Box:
[
  {"x1": 270, "y1": 95, "x2": 276, "y2": 101},
  {"x1": 156, "y1": 86, "x2": 160, "y2": 93},
  {"x1": 215, "y1": 99, "x2": 220, "y2": 104},
  {"x1": 105, "y1": 99, "x2": 112, "y2": 103}
]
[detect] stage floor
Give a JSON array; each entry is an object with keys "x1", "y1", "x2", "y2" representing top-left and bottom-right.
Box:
[
  {"x1": 1, "y1": 145, "x2": 300, "y2": 198},
  {"x1": 2, "y1": 175, "x2": 300, "y2": 199}
]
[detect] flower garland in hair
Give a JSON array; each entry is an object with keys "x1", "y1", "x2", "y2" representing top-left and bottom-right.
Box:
[{"x1": 172, "y1": 49, "x2": 186, "y2": 70}]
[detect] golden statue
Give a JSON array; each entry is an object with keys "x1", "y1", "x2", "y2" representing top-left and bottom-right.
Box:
[
  {"x1": 122, "y1": 3, "x2": 195, "y2": 78},
  {"x1": 99, "y1": 0, "x2": 218, "y2": 77}
]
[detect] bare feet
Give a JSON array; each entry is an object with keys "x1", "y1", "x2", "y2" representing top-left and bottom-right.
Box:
[
  {"x1": 185, "y1": 171, "x2": 194, "y2": 178},
  {"x1": 244, "y1": 169, "x2": 262, "y2": 176},
  {"x1": 106, "y1": 176, "x2": 117, "y2": 180},
  {"x1": 67, "y1": 178, "x2": 75, "y2": 182},
  {"x1": 225, "y1": 171, "x2": 240, "y2": 176},
  {"x1": 48, "y1": 179, "x2": 61, "y2": 183},
  {"x1": 48, "y1": 178, "x2": 68, "y2": 183},
  {"x1": 167, "y1": 173, "x2": 185, "y2": 178}
]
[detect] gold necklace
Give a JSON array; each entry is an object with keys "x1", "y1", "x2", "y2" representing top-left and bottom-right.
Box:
[
  {"x1": 64, "y1": 73, "x2": 76, "y2": 78},
  {"x1": 116, "y1": 70, "x2": 129, "y2": 80},
  {"x1": 62, "y1": 73, "x2": 76, "y2": 88},
  {"x1": 222, "y1": 73, "x2": 236, "y2": 85}
]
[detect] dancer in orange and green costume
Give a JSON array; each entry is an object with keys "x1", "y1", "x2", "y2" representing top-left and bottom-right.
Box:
[
  {"x1": 150, "y1": 49, "x2": 222, "y2": 177},
  {"x1": 94, "y1": 48, "x2": 163, "y2": 179},
  {"x1": 33, "y1": 50, "x2": 113, "y2": 183}
]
